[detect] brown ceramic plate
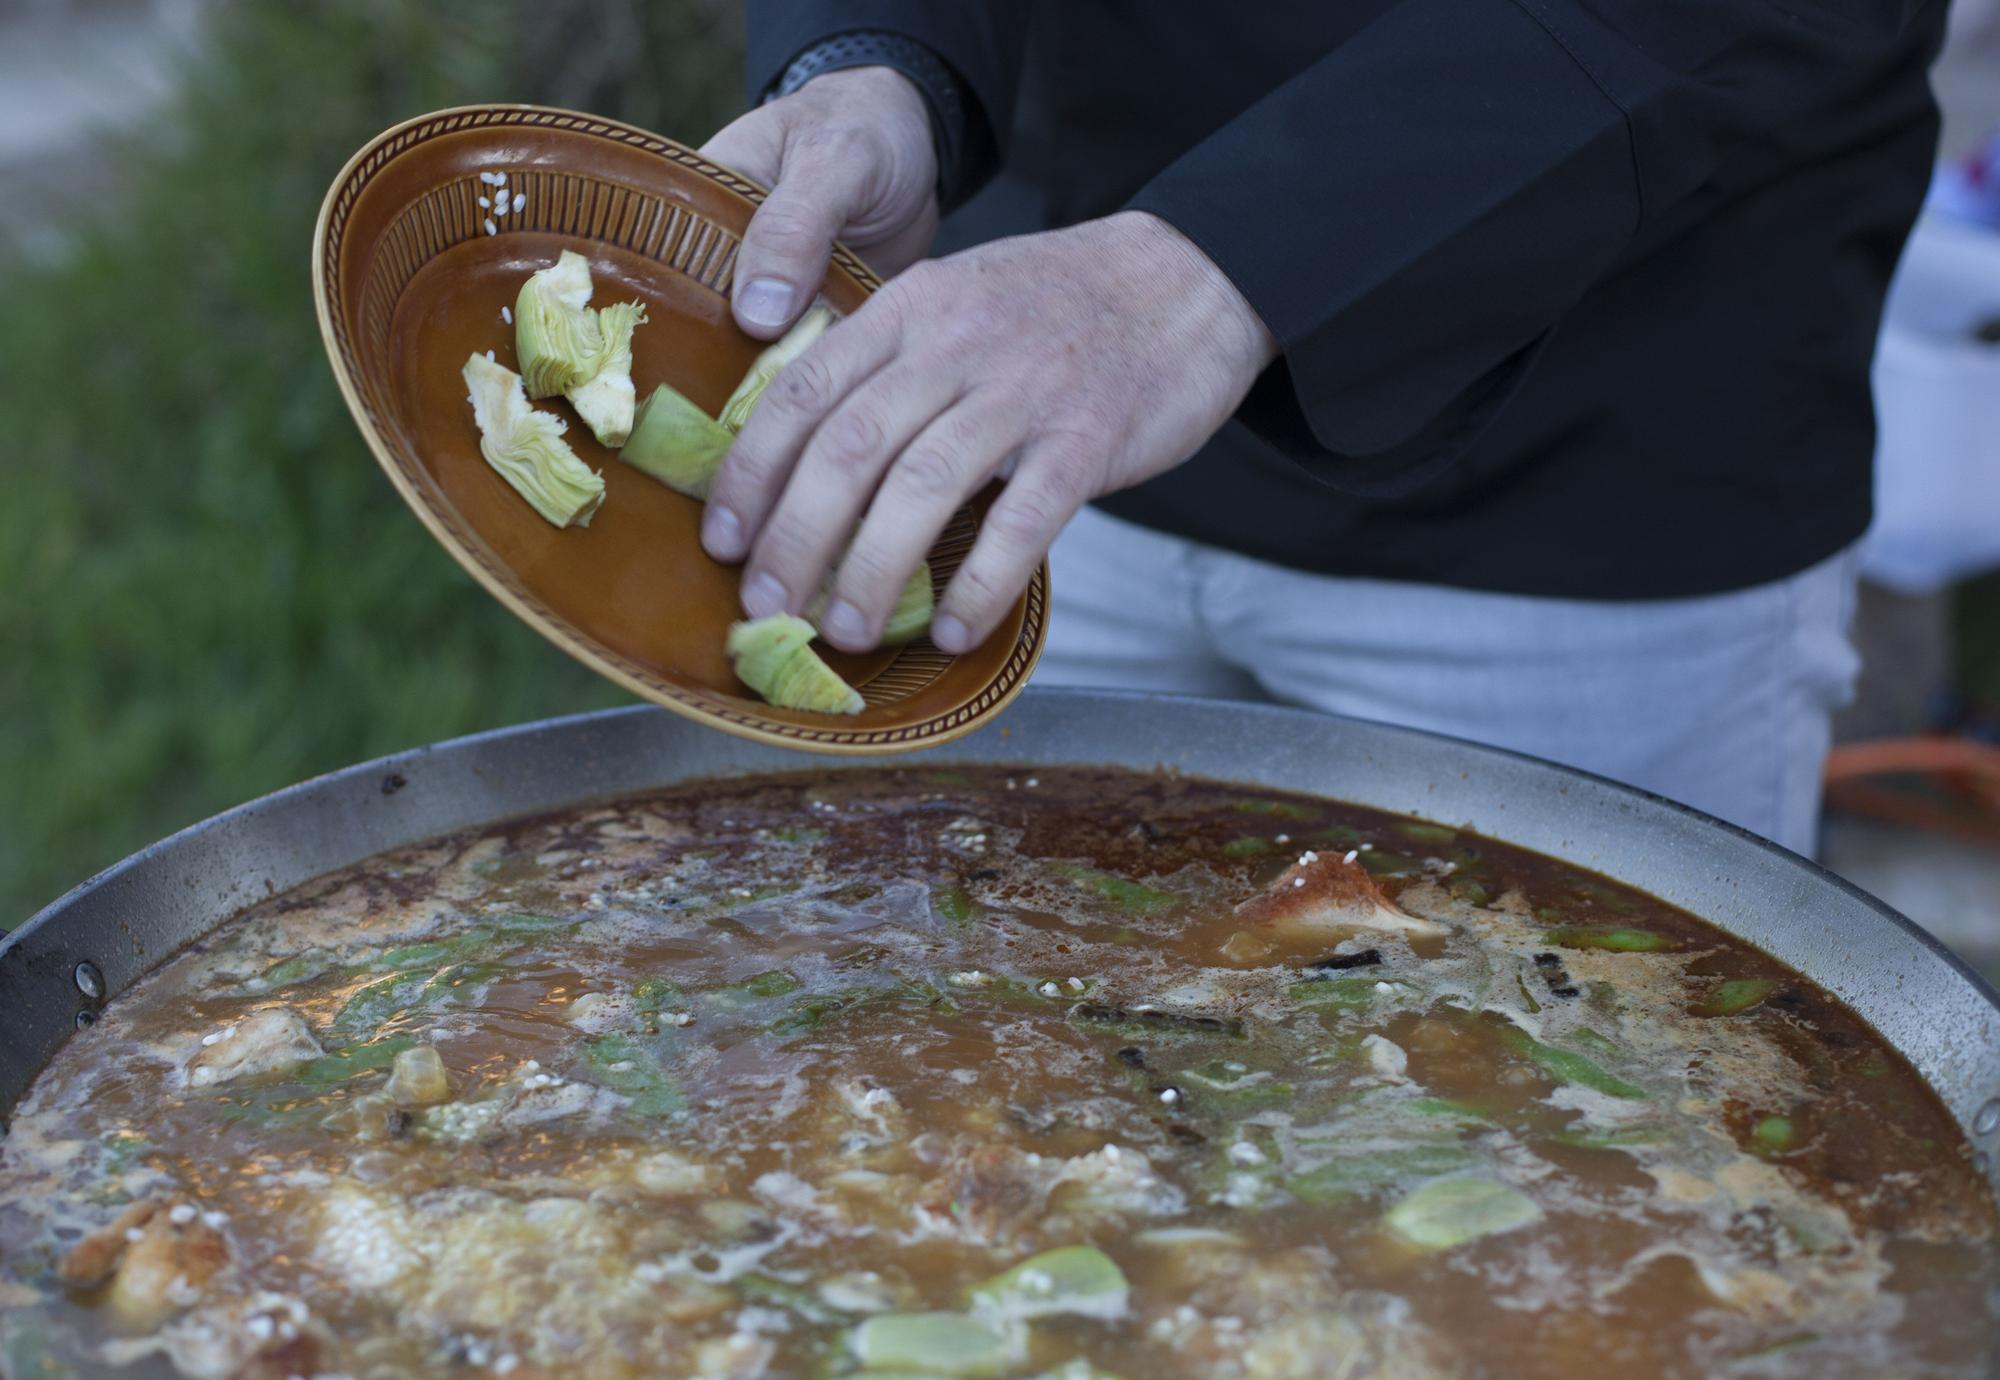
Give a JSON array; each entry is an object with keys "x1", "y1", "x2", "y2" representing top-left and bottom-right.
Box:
[{"x1": 312, "y1": 105, "x2": 1046, "y2": 753}]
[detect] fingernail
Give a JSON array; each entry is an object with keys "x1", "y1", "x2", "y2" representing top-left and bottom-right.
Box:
[
  {"x1": 932, "y1": 613, "x2": 971, "y2": 654},
  {"x1": 703, "y1": 504, "x2": 745, "y2": 560},
  {"x1": 821, "y1": 598, "x2": 868, "y2": 649},
  {"x1": 742, "y1": 571, "x2": 788, "y2": 619},
  {"x1": 737, "y1": 278, "x2": 795, "y2": 331}
]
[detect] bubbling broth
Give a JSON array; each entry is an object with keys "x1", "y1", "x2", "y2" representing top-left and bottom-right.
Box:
[{"x1": 1, "y1": 767, "x2": 1994, "y2": 1379}]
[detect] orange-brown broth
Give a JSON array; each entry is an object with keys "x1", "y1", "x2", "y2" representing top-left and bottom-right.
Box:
[{"x1": 0, "y1": 766, "x2": 1994, "y2": 1379}]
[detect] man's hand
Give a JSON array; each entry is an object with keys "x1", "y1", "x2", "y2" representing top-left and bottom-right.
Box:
[
  {"x1": 700, "y1": 211, "x2": 1280, "y2": 655},
  {"x1": 702, "y1": 67, "x2": 939, "y2": 337}
]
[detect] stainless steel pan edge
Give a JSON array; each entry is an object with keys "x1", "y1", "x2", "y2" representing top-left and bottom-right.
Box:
[{"x1": 5, "y1": 690, "x2": 1997, "y2": 1195}]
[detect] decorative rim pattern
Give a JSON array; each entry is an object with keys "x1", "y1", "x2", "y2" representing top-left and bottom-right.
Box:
[{"x1": 312, "y1": 105, "x2": 1046, "y2": 753}]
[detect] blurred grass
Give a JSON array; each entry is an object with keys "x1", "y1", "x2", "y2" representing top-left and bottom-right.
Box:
[{"x1": 0, "y1": 0, "x2": 741, "y2": 925}]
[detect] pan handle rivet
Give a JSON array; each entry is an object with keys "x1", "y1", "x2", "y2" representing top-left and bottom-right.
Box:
[
  {"x1": 1976, "y1": 1150, "x2": 1993, "y2": 1178},
  {"x1": 1975, "y1": 1099, "x2": 2000, "y2": 1137},
  {"x1": 73, "y1": 961, "x2": 105, "y2": 1001},
  {"x1": 75, "y1": 1009, "x2": 97, "y2": 1030}
]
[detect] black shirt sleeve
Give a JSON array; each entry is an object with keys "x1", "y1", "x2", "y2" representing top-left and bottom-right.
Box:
[
  {"x1": 744, "y1": 1, "x2": 1030, "y2": 208},
  {"x1": 1123, "y1": 0, "x2": 1937, "y2": 490}
]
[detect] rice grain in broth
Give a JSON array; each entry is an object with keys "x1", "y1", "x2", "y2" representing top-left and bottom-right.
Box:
[{"x1": 0, "y1": 767, "x2": 1993, "y2": 1379}]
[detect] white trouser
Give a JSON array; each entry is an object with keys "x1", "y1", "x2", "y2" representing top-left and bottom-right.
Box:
[{"x1": 1037, "y1": 505, "x2": 1863, "y2": 857}]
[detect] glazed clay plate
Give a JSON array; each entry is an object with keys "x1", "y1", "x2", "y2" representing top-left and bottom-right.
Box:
[{"x1": 313, "y1": 104, "x2": 1046, "y2": 753}]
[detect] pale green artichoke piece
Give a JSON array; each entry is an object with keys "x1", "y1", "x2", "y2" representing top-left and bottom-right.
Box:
[
  {"x1": 727, "y1": 614, "x2": 864, "y2": 715},
  {"x1": 384, "y1": 1045, "x2": 449, "y2": 1107},
  {"x1": 718, "y1": 301, "x2": 835, "y2": 432},
  {"x1": 803, "y1": 557, "x2": 935, "y2": 646},
  {"x1": 846, "y1": 1312, "x2": 1021, "y2": 1377},
  {"x1": 727, "y1": 613, "x2": 814, "y2": 690},
  {"x1": 461, "y1": 352, "x2": 604, "y2": 528},
  {"x1": 621, "y1": 382, "x2": 733, "y2": 500},
  {"x1": 883, "y1": 562, "x2": 937, "y2": 643},
  {"x1": 514, "y1": 250, "x2": 601, "y2": 399},
  {"x1": 1385, "y1": 1176, "x2": 1541, "y2": 1251},
  {"x1": 567, "y1": 299, "x2": 648, "y2": 447},
  {"x1": 969, "y1": 1244, "x2": 1129, "y2": 1322}
]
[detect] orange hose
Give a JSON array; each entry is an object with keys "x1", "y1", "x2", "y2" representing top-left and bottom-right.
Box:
[
  {"x1": 1824, "y1": 737, "x2": 2000, "y2": 784},
  {"x1": 1823, "y1": 736, "x2": 2000, "y2": 850}
]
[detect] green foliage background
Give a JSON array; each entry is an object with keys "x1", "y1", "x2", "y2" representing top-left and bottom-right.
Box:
[{"x1": 0, "y1": 1, "x2": 743, "y2": 924}]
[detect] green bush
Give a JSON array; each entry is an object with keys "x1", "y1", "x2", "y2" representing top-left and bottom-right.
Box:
[{"x1": 0, "y1": 0, "x2": 742, "y2": 924}]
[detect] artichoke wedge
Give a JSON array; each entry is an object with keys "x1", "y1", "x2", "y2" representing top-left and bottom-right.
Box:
[
  {"x1": 620, "y1": 300, "x2": 841, "y2": 496},
  {"x1": 847, "y1": 1312, "x2": 1022, "y2": 1377},
  {"x1": 1385, "y1": 1176, "x2": 1542, "y2": 1251},
  {"x1": 727, "y1": 614, "x2": 864, "y2": 715},
  {"x1": 461, "y1": 352, "x2": 604, "y2": 528},
  {"x1": 969, "y1": 1245, "x2": 1129, "y2": 1322},
  {"x1": 513, "y1": 251, "x2": 598, "y2": 398},
  {"x1": 514, "y1": 250, "x2": 648, "y2": 445},
  {"x1": 718, "y1": 302, "x2": 835, "y2": 432},
  {"x1": 804, "y1": 557, "x2": 935, "y2": 645},
  {"x1": 567, "y1": 299, "x2": 647, "y2": 447},
  {"x1": 621, "y1": 381, "x2": 734, "y2": 500}
]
